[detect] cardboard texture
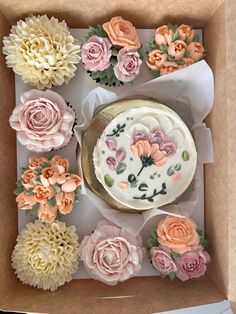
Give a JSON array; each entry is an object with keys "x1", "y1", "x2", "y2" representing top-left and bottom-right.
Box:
[{"x1": 0, "y1": 0, "x2": 235, "y2": 313}]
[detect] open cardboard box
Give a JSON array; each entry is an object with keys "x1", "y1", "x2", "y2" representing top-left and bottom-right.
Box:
[{"x1": 0, "y1": 0, "x2": 236, "y2": 313}]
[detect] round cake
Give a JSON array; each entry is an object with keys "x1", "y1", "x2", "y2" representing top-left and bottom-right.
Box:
[{"x1": 93, "y1": 100, "x2": 197, "y2": 210}]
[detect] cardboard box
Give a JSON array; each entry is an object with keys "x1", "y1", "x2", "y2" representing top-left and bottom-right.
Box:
[{"x1": 0, "y1": 0, "x2": 235, "y2": 313}]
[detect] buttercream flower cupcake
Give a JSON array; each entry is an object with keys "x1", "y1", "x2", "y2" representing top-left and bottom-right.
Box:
[
  {"x1": 79, "y1": 219, "x2": 145, "y2": 285},
  {"x1": 14, "y1": 155, "x2": 82, "y2": 223},
  {"x1": 81, "y1": 17, "x2": 142, "y2": 86},
  {"x1": 3, "y1": 15, "x2": 81, "y2": 89},
  {"x1": 12, "y1": 220, "x2": 79, "y2": 290},
  {"x1": 147, "y1": 215, "x2": 210, "y2": 281},
  {"x1": 9, "y1": 89, "x2": 76, "y2": 153},
  {"x1": 146, "y1": 23, "x2": 205, "y2": 78}
]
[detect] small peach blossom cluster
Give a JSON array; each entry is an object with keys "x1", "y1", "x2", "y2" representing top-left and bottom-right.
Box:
[
  {"x1": 146, "y1": 23, "x2": 205, "y2": 77},
  {"x1": 147, "y1": 216, "x2": 210, "y2": 281},
  {"x1": 15, "y1": 156, "x2": 82, "y2": 223}
]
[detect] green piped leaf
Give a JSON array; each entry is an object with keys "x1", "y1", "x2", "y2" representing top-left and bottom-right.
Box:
[
  {"x1": 172, "y1": 31, "x2": 180, "y2": 41},
  {"x1": 40, "y1": 161, "x2": 51, "y2": 169},
  {"x1": 184, "y1": 50, "x2": 191, "y2": 58},
  {"x1": 112, "y1": 48, "x2": 119, "y2": 56},
  {"x1": 150, "y1": 70, "x2": 160, "y2": 78},
  {"x1": 176, "y1": 59, "x2": 185, "y2": 65},
  {"x1": 146, "y1": 37, "x2": 157, "y2": 53},
  {"x1": 116, "y1": 163, "x2": 127, "y2": 175},
  {"x1": 26, "y1": 188, "x2": 35, "y2": 196},
  {"x1": 171, "y1": 251, "x2": 181, "y2": 259},
  {"x1": 33, "y1": 167, "x2": 42, "y2": 175},
  {"x1": 53, "y1": 184, "x2": 61, "y2": 193},
  {"x1": 147, "y1": 237, "x2": 156, "y2": 248},
  {"x1": 182, "y1": 150, "x2": 190, "y2": 161},
  {"x1": 168, "y1": 272, "x2": 176, "y2": 281},
  {"x1": 159, "y1": 44, "x2": 168, "y2": 53},
  {"x1": 104, "y1": 174, "x2": 114, "y2": 188},
  {"x1": 13, "y1": 186, "x2": 24, "y2": 196},
  {"x1": 47, "y1": 197, "x2": 56, "y2": 207},
  {"x1": 167, "y1": 23, "x2": 178, "y2": 32}
]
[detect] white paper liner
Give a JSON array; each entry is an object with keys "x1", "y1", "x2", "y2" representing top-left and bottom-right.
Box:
[{"x1": 74, "y1": 60, "x2": 214, "y2": 235}]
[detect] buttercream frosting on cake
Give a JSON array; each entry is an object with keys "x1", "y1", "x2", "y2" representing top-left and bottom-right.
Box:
[{"x1": 93, "y1": 100, "x2": 197, "y2": 210}]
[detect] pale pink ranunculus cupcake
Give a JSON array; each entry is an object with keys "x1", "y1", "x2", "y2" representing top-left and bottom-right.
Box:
[
  {"x1": 9, "y1": 89, "x2": 75, "y2": 153},
  {"x1": 114, "y1": 48, "x2": 142, "y2": 82},
  {"x1": 79, "y1": 219, "x2": 145, "y2": 285}
]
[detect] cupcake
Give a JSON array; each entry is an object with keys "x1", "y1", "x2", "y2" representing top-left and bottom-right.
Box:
[
  {"x1": 9, "y1": 89, "x2": 76, "y2": 152},
  {"x1": 81, "y1": 16, "x2": 142, "y2": 86},
  {"x1": 2, "y1": 15, "x2": 81, "y2": 89}
]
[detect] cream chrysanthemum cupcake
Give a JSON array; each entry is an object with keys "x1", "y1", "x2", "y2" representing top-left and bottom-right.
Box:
[
  {"x1": 12, "y1": 220, "x2": 79, "y2": 291},
  {"x1": 3, "y1": 15, "x2": 81, "y2": 89}
]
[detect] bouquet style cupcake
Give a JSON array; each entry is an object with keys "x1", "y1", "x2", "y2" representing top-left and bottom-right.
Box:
[
  {"x1": 146, "y1": 23, "x2": 205, "y2": 77},
  {"x1": 81, "y1": 17, "x2": 143, "y2": 86},
  {"x1": 14, "y1": 155, "x2": 82, "y2": 223},
  {"x1": 147, "y1": 216, "x2": 210, "y2": 281}
]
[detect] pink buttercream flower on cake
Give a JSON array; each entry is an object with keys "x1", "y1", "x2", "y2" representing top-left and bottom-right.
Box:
[
  {"x1": 130, "y1": 129, "x2": 176, "y2": 176},
  {"x1": 9, "y1": 89, "x2": 75, "y2": 153},
  {"x1": 187, "y1": 42, "x2": 204, "y2": 62},
  {"x1": 155, "y1": 25, "x2": 173, "y2": 46},
  {"x1": 114, "y1": 48, "x2": 142, "y2": 82},
  {"x1": 79, "y1": 220, "x2": 145, "y2": 286},
  {"x1": 176, "y1": 245, "x2": 211, "y2": 281},
  {"x1": 151, "y1": 246, "x2": 177, "y2": 276},
  {"x1": 81, "y1": 35, "x2": 112, "y2": 72}
]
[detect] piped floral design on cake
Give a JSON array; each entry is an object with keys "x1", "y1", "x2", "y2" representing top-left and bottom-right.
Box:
[
  {"x1": 105, "y1": 138, "x2": 127, "y2": 175},
  {"x1": 130, "y1": 129, "x2": 176, "y2": 176},
  {"x1": 93, "y1": 103, "x2": 197, "y2": 210}
]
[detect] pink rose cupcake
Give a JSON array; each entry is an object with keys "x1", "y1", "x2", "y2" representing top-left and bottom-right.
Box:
[
  {"x1": 79, "y1": 220, "x2": 145, "y2": 285},
  {"x1": 9, "y1": 89, "x2": 76, "y2": 153}
]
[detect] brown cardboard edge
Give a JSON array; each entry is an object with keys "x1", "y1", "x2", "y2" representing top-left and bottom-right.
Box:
[
  {"x1": 1, "y1": 276, "x2": 225, "y2": 314},
  {"x1": 225, "y1": 0, "x2": 236, "y2": 304},
  {"x1": 0, "y1": 0, "x2": 224, "y2": 28},
  {"x1": 0, "y1": 11, "x2": 17, "y2": 297},
  {"x1": 204, "y1": 2, "x2": 229, "y2": 298},
  {"x1": 0, "y1": 0, "x2": 232, "y2": 312}
]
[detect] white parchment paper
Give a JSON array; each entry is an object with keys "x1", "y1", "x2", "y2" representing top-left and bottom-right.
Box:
[{"x1": 74, "y1": 60, "x2": 214, "y2": 235}]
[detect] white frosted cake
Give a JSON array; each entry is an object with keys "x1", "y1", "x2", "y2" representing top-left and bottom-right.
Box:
[{"x1": 93, "y1": 101, "x2": 197, "y2": 210}]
